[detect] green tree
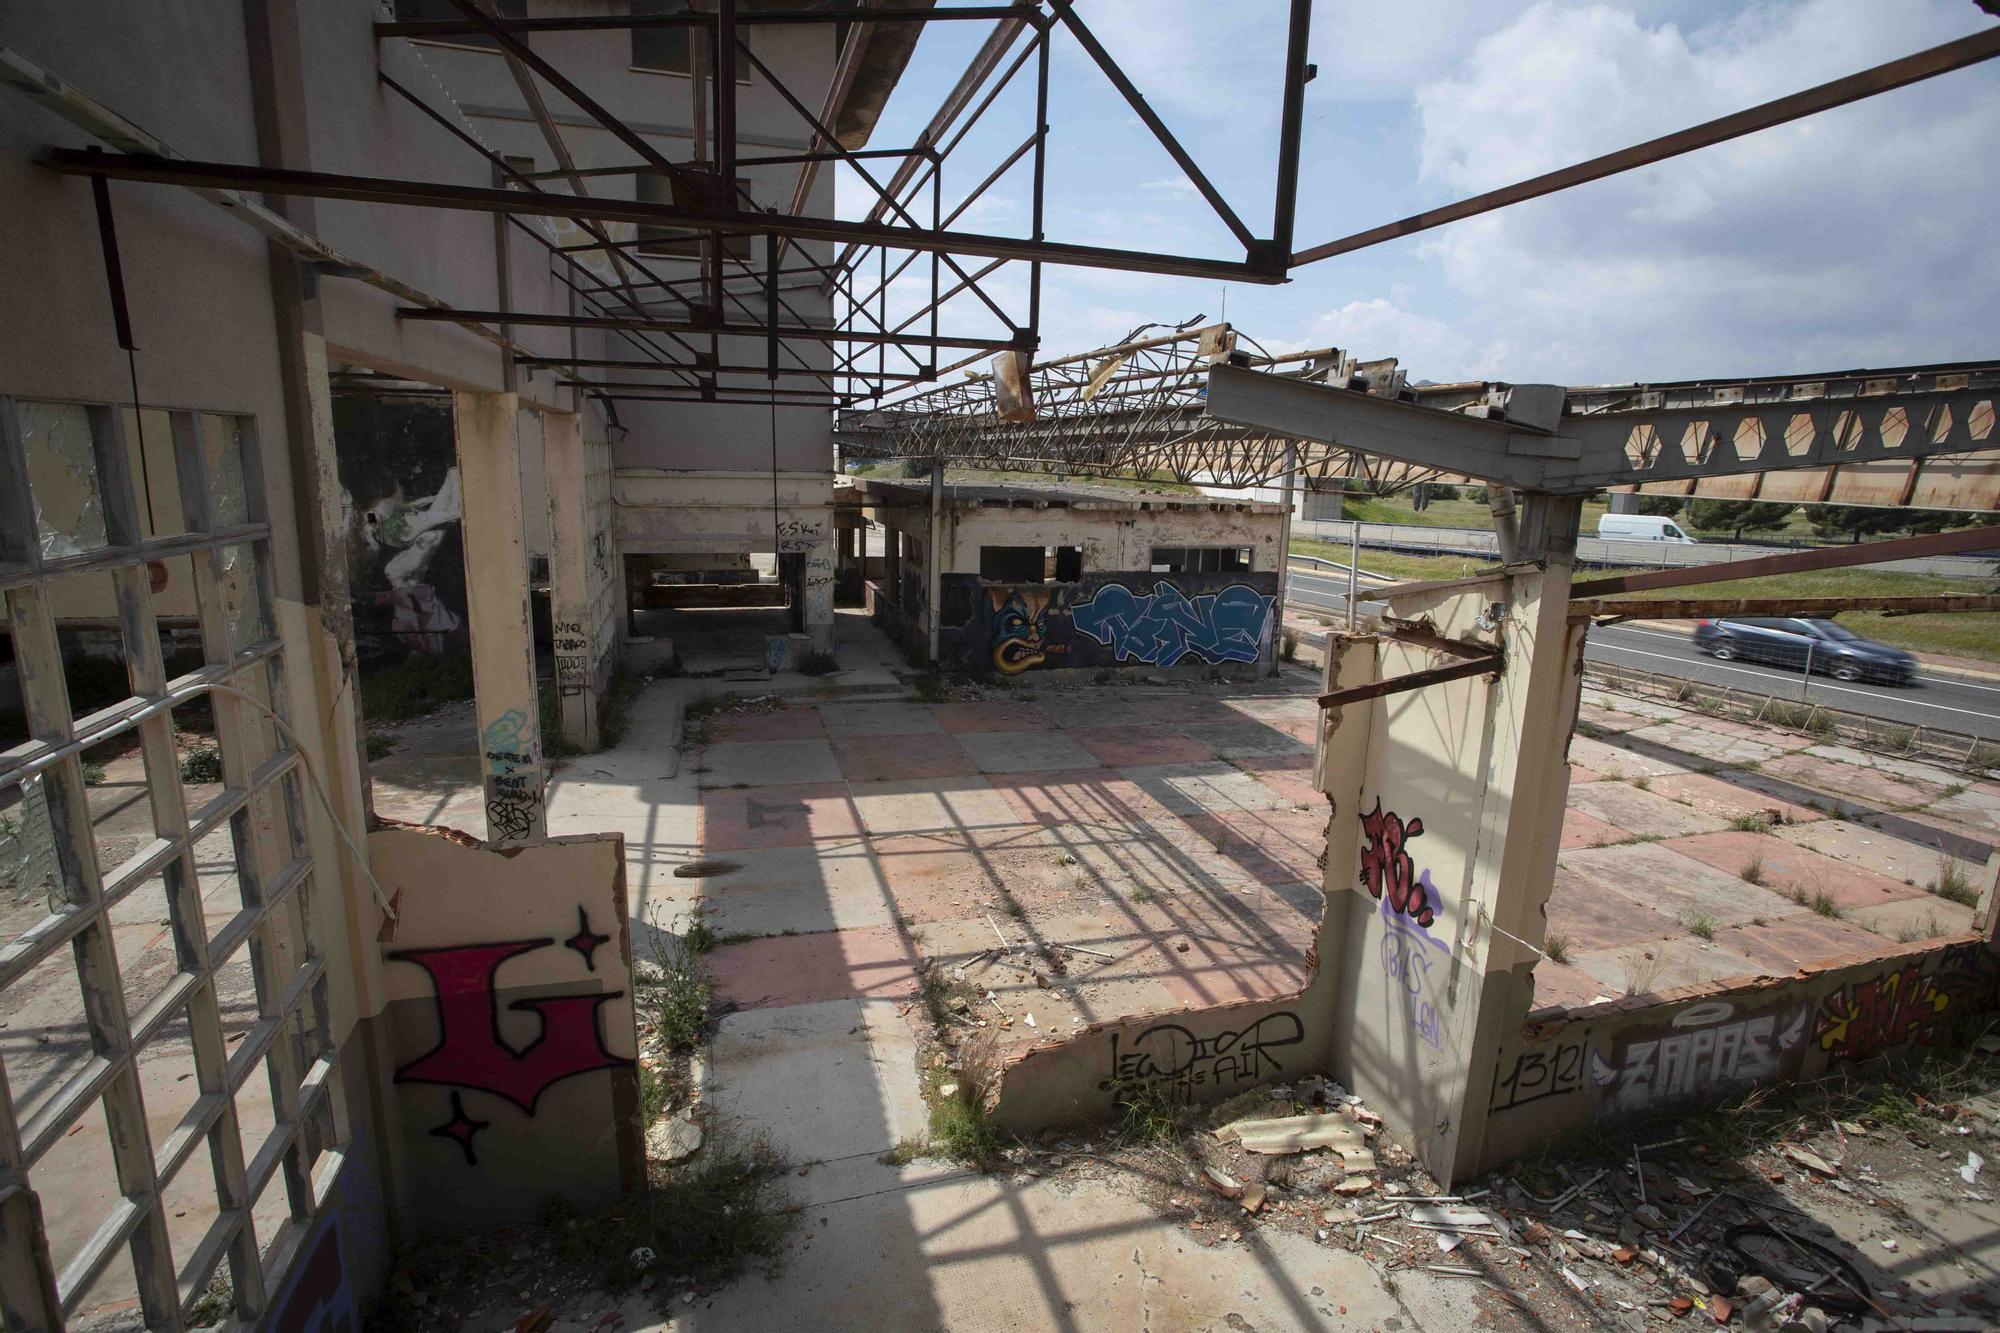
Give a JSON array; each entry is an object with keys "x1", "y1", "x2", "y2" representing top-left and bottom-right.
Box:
[
  {"x1": 1804, "y1": 505, "x2": 1960, "y2": 541},
  {"x1": 1685, "y1": 499, "x2": 1797, "y2": 534},
  {"x1": 1633, "y1": 496, "x2": 1685, "y2": 518}
]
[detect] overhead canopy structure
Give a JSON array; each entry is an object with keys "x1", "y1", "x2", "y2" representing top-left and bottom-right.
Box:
[
  {"x1": 22, "y1": 4, "x2": 2000, "y2": 414},
  {"x1": 835, "y1": 321, "x2": 2000, "y2": 512}
]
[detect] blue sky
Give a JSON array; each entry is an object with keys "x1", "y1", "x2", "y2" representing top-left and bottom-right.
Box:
[{"x1": 835, "y1": 0, "x2": 2000, "y2": 391}]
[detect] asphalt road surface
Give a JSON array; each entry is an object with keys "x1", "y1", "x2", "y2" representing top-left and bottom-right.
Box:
[{"x1": 1286, "y1": 568, "x2": 2000, "y2": 742}]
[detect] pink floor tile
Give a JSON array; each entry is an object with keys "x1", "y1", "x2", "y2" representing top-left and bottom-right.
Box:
[
  {"x1": 1712, "y1": 915, "x2": 1900, "y2": 973},
  {"x1": 1661, "y1": 831, "x2": 1927, "y2": 910},
  {"x1": 1185, "y1": 808, "x2": 1327, "y2": 886},
  {"x1": 1543, "y1": 865, "x2": 1682, "y2": 952},
  {"x1": 706, "y1": 926, "x2": 919, "y2": 1010},
  {"x1": 700, "y1": 783, "x2": 859, "y2": 851},
  {"x1": 831, "y1": 732, "x2": 977, "y2": 782},
  {"x1": 1529, "y1": 962, "x2": 1613, "y2": 1014},
  {"x1": 1643, "y1": 771, "x2": 1823, "y2": 826},
  {"x1": 1758, "y1": 754, "x2": 1942, "y2": 808},
  {"x1": 988, "y1": 769, "x2": 1181, "y2": 834},
  {"x1": 709, "y1": 705, "x2": 827, "y2": 743},
  {"x1": 929, "y1": 702, "x2": 1053, "y2": 734},
  {"x1": 1074, "y1": 727, "x2": 1216, "y2": 767},
  {"x1": 1561, "y1": 809, "x2": 1627, "y2": 850}
]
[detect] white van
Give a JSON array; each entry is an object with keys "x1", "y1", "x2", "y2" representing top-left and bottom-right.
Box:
[{"x1": 1598, "y1": 514, "x2": 1697, "y2": 544}]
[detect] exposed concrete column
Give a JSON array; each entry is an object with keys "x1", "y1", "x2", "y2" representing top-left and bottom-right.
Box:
[
  {"x1": 1321, "y1": 492, "x2": 1586, "y2": 1188},
  {"x1": 454, "y1": 391, "x2": 547, "y2": 847},
  {"x1": 544, "y1": 410, "x2": 598, "y2": 751},
  {"x1": 1446, "y1": 493, "x2": 1587, "y2": 1180},
  {"x1": 884, "y1": 523, "x2": 902, "y2": 604},
  {"x1": 803, "y1": 539, "x2": 835, "y2": 654},
  {"x1": 927, "y1": 463, "x2": 944, "y2": 666},
  {"x1": 1270, "y1": 442, "x2": 1297, "y2": 672}
]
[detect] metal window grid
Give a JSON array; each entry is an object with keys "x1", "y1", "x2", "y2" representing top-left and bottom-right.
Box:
[{"x1": 0, "y1": 395, "x2": 347, "y2": 1331}]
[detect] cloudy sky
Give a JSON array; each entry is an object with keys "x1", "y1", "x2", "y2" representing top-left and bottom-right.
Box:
[{"x1": 837, "y1": 0, "x2": 1999, "y2": 391}]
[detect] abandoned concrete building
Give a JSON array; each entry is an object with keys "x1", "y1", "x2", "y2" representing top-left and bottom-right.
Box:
[
  {"x1": 842, "y1": 474, "x2": 1288, "y2": 675},
  {"x1": 1, "y1": 2, "x2": 1998, "y2": 1329}
]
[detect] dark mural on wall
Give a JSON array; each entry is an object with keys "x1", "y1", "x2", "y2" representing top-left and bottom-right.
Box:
[
  {"x1": 333, "y1": 395, "x2": 467, "y2": 665},
  {"x1": 941, "y1": 572, "x2": 1278, "y2": 675}
]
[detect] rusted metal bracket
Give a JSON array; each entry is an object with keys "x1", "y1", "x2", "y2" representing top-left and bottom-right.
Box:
[{"x1": 1317, "y1": 648, "x2": 1503, "y2": 711}]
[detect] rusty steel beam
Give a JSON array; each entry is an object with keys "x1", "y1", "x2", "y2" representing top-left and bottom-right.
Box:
[
  {"x1": 375, "y1": 6, "x2": 1030, "y2": 38},
  {"x1": 1317, "y1": 652, "x2": 1503, "y2": 711},
  {"x1": 396, "y1": 306, "x2": 1007, "y2": 352},
  {"x1": 43, "y1": 149, "x2": 1269, "y2": 284},
  {"x1": 1569, "y1": 524, "x2": 2000, "y2": 597},
  {"x1": 1572, "y1": 595, "x2": 2000, "y2": 620},
  {"x1": 1293, "y1": 28, "x2": 2000, "y2": 266}
]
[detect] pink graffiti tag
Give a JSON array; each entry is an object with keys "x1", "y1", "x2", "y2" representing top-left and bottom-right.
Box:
[
  {"x1": 1359, "y1": 799, "x2": 1432, "y2": 927},
  {"x1": 391, "y1": 937, "x2": 626, "y2": 1119}
]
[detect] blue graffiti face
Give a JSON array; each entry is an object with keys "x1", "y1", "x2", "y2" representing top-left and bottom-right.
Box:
[
  {"x1": 986, "y1": 587, "x2": 1064, "y2": 674},
  {"x1": 1070, "y1": 581, "x2": 1273, "y2": 667}
]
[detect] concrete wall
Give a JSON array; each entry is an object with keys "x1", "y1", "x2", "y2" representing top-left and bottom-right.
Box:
[
  {"x1": 1480, "y1": 935, "x2": 2000, "y2": 1170},
  {"x1": 937, "y1": 571, "x2": 1280, "y2": 676},
  {"x1": 372, "y1": 824, "x2": 641, "y2": 1235},
  {"x1": 937, "y1": 501, "x2": 1285, "y2": 577}
]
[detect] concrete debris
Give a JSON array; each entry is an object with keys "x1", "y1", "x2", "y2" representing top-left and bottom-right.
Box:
[
  {"x1": 645, "y1": 1109, "x2": 703, "y2": 1163},
  {"x1": 1332, "y1": 1176, "x2": 1376, "y2": 1195},
  {"x1": 1958, "y1": 1150, "x2": 1983, "y2": 1184},
  {"x1": 1215, "y1": 1111, "x2": 1370, "y2": 1155},
  {"x1": 1779, "y1": 1145, "x2": 1838, "y2": 1177},
  {"x1": 1201, "y1": 1167, "x2": 1244, "y2": 1200},
  {"x1": 1239, "y1": 1183, "x2": 1267, "y2": 1214}
]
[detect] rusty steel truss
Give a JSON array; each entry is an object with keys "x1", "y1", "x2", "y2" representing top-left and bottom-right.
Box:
[{"x1": 22, "y1": 5, "x2": 2000, "y2": 416}]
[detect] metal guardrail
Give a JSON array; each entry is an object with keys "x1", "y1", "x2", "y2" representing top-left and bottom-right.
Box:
[
  {"x1": 1580, "y1": 660, "x2": 1999, "y2": 775},
  {"x1": 1292, "y1": 518, "x2": 2000, "y2": 579}
]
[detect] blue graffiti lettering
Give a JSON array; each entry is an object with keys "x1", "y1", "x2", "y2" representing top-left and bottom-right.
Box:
[{"x1": 1070, "y1": 582, "x2": 1274, "y2": 667}]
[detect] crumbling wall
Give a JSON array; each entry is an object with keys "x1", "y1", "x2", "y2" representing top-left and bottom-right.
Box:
[
  {"x1": 372, "y1": 825, "x2": 643, "y2": 1235},
  {"x1": 1478, "y1": 935, "x2": 2000, "y2": 1172}
]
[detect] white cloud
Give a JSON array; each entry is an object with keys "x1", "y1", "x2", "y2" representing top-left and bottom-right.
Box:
[
  {"x1": 1279, "y1": 297, "x2": 1494, "y2": 382},
  {"x1": 1392, "y1": 0, "x2": 2000, "y2": 382}
]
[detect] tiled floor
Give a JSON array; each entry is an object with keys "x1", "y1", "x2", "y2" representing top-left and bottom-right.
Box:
[
  {"x1": 1537, "y1": 703, "x2": 1996, "y2": 1012},
  {"x1": 690, "y1": 681, "x2": 1326, "y2": 1052}
]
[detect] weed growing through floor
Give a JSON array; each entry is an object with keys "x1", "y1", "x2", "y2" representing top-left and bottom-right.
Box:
[
  {"x1": 1809, "y1": 889, "x2": 1842, "y2": 919},
  {"x1": 1128, "y1": 883, "x2": 1159, "y2": 905},
  {"x1": 1116, "y1": 1081, "x2": 1188, "y2": 1145},
  {"x1": 1739, "y1": 855, "x2": 1765, "y2": 886},
  {"x1": 910, "y1": 673, "x2": 948, "y2": 704},
  {"x1": 549, "y1": 1127, "x2": 802, "y2": 1295},
  {"x1": 681, "y1": 694, "x2": 727, "y2": 749},
  {"x1": 1729, "y1": 813, "x2": 1773, "y2": 834},
  {"x1": 640, "y1": 913, "x2": 712, "y2": 1053},
  {"x1": 1543, "y1": 932, "x2": 1572, "y2": 965},
  {"x1": 1632, "y1": 775, "x2": 1651, "y2": 791},
  {"x1": 364, "y1": 733, "x2": 398, "y2": 761},
  {"x1": 1621, "y1": 949, "x2": 1662, "y2": 996},
  {"x1": 1929, "y1": 853, "x2": 1980, "y2": 908},
  {"x1": 796, "y1": 649, "x2": 839, "y2": 677},
  {"x1": 80, "y1": 761, "x2": 106, "y2": 786},
  {"x1": 923, "y1": 1065, "x2": 1002, "y2": 1167},
  {"x1": 1682, "y1": 912, "x2": 1718, "y2": 942}
]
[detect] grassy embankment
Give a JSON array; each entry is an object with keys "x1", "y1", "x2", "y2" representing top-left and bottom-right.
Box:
[{"x1": 1291, "y1": 537, "x2": 2000, "y2": 664}]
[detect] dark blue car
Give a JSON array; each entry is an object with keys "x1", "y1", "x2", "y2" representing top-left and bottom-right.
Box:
[{"x1": 1692, "y1": 617, "x2": 1917, "y2": 685}]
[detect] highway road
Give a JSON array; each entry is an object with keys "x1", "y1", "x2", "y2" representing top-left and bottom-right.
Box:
[{"x1": 1286, "y1": 568, "x2": 2000, "y2": 741}]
